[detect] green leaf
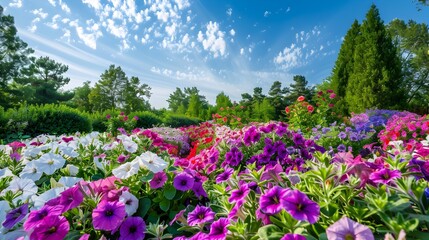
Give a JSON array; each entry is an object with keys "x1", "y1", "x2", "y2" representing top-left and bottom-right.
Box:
[
  {"x1": 138, "y1": 198, "x2": 151, "y2": 217},
  {"x1": 163, "y1": 185, "x2": 176, "y2": 200},
  {"x1": 159, "y1": 199, "x2": 170, "y2": 212},
  {"x1": 65, "y1": 230, "x2": 84, "y2": 240},
  {"x1": 140, "y1": 172, "x2": 154, "y2": 182},
  {"x1": 408, "y1": 213, "x2": 429, "y2": 223},
  {"x1": 256, "y1": 225, "x2": 284, "y2": 240},
  {"x1": 91, "y1": 173, "x2": 103, "y2": 181}
]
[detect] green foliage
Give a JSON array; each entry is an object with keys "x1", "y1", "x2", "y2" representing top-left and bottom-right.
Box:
[
  {"x1": 163, "y1": 113, "x2": 202, "y2": 128},
  {"x1": 346, "y1": 5, "x2": 405, "y2": 113},
  {"x1": 267, "y1": 81, "x2": 288, "y2": 120},
  {"x1": 131, "y1": 111, "x2": 163, "y2": 129},
  {"x1": 67, "y1": 81, "x2": 92, "y2": 112},
  {"x1": 3, "y1": 104, "x2": 92, "y2": 139},
  {"x1": 286, "y1": 75, "x2": 315, "y2": 104},
  {"x1": 105, "y1": 112, "x2": 138, "y2": 135}
]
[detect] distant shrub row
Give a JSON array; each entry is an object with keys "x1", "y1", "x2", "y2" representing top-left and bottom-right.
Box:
[{"x1": 0, "y1": 104, "x2": 203, "y2": 143}]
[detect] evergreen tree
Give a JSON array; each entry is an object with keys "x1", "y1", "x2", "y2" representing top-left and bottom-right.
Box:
[
  {"x1": 268, "y1": 81, "x2": 287, "y2": 120},
  {"x1": 167, "y1": 87, "x2": 187, "y2": 112},
  {"x1": 68, "y1": 81, "x2": 92, "y2": 112},
  {"x1": 286, "y1": 75, "x2": 314, "y2": 103},
  {"x1": 215, "y1": 91, "x2": 233, "y2": 108},
  {"x1": 260, "y1": 98, "x2": 276, "y2": 122},
  {"x1": 123, "y1": 76, "x2": 151, "y2": 112},
  {"x1": 346, "y1": 5, "x2": 404, "y2": 113}
]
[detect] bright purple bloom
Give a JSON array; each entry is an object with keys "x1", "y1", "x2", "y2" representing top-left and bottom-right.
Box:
[
  {"x1": 3, "y1": 203, "x2": 28, "y2": 229},
  {"x1": 261, "y1": 164, "x2": 283, "y2": 181},
  {"x1": 187, "y1": 205, "x2": 215, "y2": 226},
  {"x1": 119, "y1": 217, "x2": 146, "y2": 240},
  {"x1": 30, "y1": 215, "x2": 70, "y2": 240},
  {"x1": 369, "y1": 168, "x2": 401, "y2": 184},
  {"x1": 229, "y1": 183, "x2": 250, "y2": 203},
  {"x1": 8, "y1": 141, "x2": 26, "y2": 151},
  {"x1": 259, "y1": 186, "x2": 289, "y2": 215},
  {"x1": 280, "y1": 233, "x2": 306, "y2": 240},
  {"x1": 337, "y1": 144, "x2": 346, "y2": 152},
  {"x1": 173, "y1": 172, "x2": 195, "y2": 191},
  {"x1": 282, "y1": 190, "x2": 320, "y2": 224},
  {"x1": 117, "y1": 154, "x2": 129, "y2": 163},
  {"x1": 24, "y1": 205, "x2": 63, "y2": 231},
  {"x1": 338, "y1": 132, "x2": 347, "y2": 139},
  {"x1": 149, "y1": 171, "x2": 168, "y2": 189},
  {"x1": 216, "y1": 167, "x2": 234, "y2": 183},
  {"x1": 10, "y1": 152, "x2": 22, "y2": 161},
  {"x1": 92, "y1": 200, "x2": 126, "y2": 231},
  {"x1": 59, "y1": 186, "x2": 84, "y2": 212},
  {"x1": 62, "y1": 136, "x2": 74, "y2": 143},
  {"x1": 79, "y1": 234, "x2": 90, "y2": 240},
  {"x1": 170, "y1": 209, "x2": 186, "y2": 225},
  {"x1": 326, "y1": 216, "x2": 374, "y2": 240},
  {"x1": 192, "y1": 181, "x2": 208, "y2": 198},
  {"x1": 224, "y1": 147, "x2": 243, "y2": 167},
  {"x1": 209, "y1": 218, "x2": 229, "y2": 239},
  {"x1": 293, "y1": 133, "x2": 305, "y2": 146}
]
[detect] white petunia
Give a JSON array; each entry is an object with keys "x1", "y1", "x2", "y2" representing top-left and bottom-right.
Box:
[
  {"x1": 123, "y1": 140, "x2": 138, "y2": 153},
  {"x1": 0, "y1": 145, "x2": 12, "y2": 155},
  {"x1": 119, "y1": 191, "x2": 139, "y2": 216},
  {"x1": 2, "y1": 177, "x2": 38, "y2": 204},
  {"x1": 19, "y1": 161, "x2": 43, "y2": 181},
  {"x1": 133, "y1": 151, "x2": 168, "y2": 173},
  {"x1": 22, "y1": 145, "x2": 43, "y2": 158},
  {"x1": 33, "y1": 153, "x2": 66, "y2": 175},
  {"x1": 103, "y1": 141, "x2": 119, "y2": 151},
  {"x1": 66, "y1": 164, "x2": 79, "y2": 176},
  {"x1": 32, "y1": 187, "x2": 65, "y2": 209},
  {"x1": 58, "y1": 176, "x2": 83, "y2": 188},
  {"x1": 0, "y1": 168, "x2": 14, "y2": 180},
  {"x1": 112, "y1": 161, "x2": 140, "y2": 179},
  {"x1": 58, "y1": 145, "x2": 78, "y2": 158},
  {"x1": 94, "y1": 154, "x2": 107, "y2": 171}
]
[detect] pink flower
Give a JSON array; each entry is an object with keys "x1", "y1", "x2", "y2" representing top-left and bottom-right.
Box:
[
  {"x1": 307, "y1": 105, "x2": 314, "y2": 113},
  {"x1": 285, "y1": 106, "x2": 290, "y2": 114},
  {"x1": 329, "y1": 93, "x2": 336, "y2": 99},
  {"x1": 297, "y1": 96, "x2": 305, "y2": 102}
]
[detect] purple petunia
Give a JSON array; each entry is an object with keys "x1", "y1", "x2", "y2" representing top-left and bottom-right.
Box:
[
  {"x1": 209, "y1": 217, "x2": 229, "y2": 239},
  {"x1": 369, "y1": 168, "x2": 401, "y2": 185},
  {"x1": 216, "y1": 167, "x2": 234, "y2": 183},
  {"x1": 187, "y1": 205, "x2": 215, "y2": 226},
  {"x1": 259, "y1": 186, "x2": 289, "y2": 215},
  {"x1": 280, "y1": 233, "x2": 306, "y2": 240},
  {"x1": 224, "y1": 147, "x2": 244, "y2": 167},
  {"x1": 229, "y1": 183, "x2": 250, "y2": 203},
  {"x1": 30, "y1": 215, "x2": 70, "y2": 240},
  {"x1": 92, "y1": 200, "x2": 126, "y2": 231},
  {"x1": 119, "y1": 216, "x2": 146, "y2": 240},
  {"x1": 282, "y1": 190, "x2": 320, "y2": 224},
  {"x1": 24, "y1": 205, "x2": 63, "y2": 231},
  {"x1": 149, "y1": 171, "x2": 168, "y2": 189},
  {"x1": 173, "y1": 172, "x2": 195, "y2": 191},
  {"x1": 326, "y1": 216, "x2": 374, "y2": 240},
  {"x1": 59, "y1": 186, "x2": 84, "y2": 213},
  {"x1": 3, "y1": 203, "x2": 28, "y2": 229}
]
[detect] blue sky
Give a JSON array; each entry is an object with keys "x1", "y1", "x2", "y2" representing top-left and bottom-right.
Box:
[{"x1": 3, "y1": 0, "x2": 429, "y2": 109}]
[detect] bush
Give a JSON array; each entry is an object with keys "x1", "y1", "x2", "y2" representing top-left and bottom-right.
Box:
[
  {"x1": 131, "y1": 111, "x2": 163, "y2": 129},
  {"x1": 4, "y1": 104, "x2": 92, "y2": 139},
  {"x1": 163, "y1": 114, "x2": 202, "y2": 128}
]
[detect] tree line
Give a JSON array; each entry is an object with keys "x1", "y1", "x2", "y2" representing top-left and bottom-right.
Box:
[{"x1": 1, "y1": 4, "x2": 428, "y2": 123}]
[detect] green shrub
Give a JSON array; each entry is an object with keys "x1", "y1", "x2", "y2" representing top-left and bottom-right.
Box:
[
  {"x1": 87, "y1": 109, "x2": 121, "y2": 132},
  {"x1": 4, "y1": 104, "x2": 92, "y2": 138},
  {"x1": 131, "y1": 111, "x2": 163, "y2": 129},
  {"x1": 163, "y1": 114, "x2": 202, "y2": 128}
]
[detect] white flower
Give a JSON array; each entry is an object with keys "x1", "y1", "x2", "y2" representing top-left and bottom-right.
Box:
[
  {"x1": 103, "y1": 141, "x2": 119, "y2": 151},
  {"x1": 2, "y1": 177, "x2": 38, "y2": 204},
  {"x1": 94, "y1": 155, "x2": 107, "y2": 171},
  {"x1": 58, "y1": 146, "x2": 78, "y2": 158},
  {"x1": 112, "y1": 161, "x2": 140, "y2": 179},
  {"x1": 119, "y1": 191, "x2": 139, "y2": 216},
  {"x1": 22, "y1": 146, "x2": 43, "y2": 158},
  {"x1": 33, "y1": 153, "x2": 66, "y2": 175},
  {"x1": 19, "y1": 161, "x2": 43, "y2": 181},
  {"x1": 133, "y1": 151, "x2": 168, "y2": 173},
  {"x1": 0, "y1": 168, "x2": 14, "y2": 180},
  {"x1": 66, "y1": 164, "x2": 79, "y2": 176},
  {"x1": 123, "y1": 140, "x2": 138, "y2": 153},
  {"x1": 32, "y1": 187, "x2": 65, "y2": 209},
  {"x1": 58, "y1": 176, "x2": 83, "y2": 188},
  {"x1": 0, "y1": 145, "x2": 12, "y2": 155}
]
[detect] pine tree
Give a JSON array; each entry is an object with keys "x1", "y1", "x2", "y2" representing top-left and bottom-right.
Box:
[
  {"x1": 346, "y1": 4, "x2": 404, "y2": 113},
  {"x1": 286, "y1": 75, "x2": 314, "y2": 103}
]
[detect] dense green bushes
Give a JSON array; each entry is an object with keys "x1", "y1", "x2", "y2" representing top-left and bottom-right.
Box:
[
  {"x1": 163, "y1": 114, "x2": 202, "y2": 128},
  {"x1": 131, "y1": 111, "x2": 163, "y2": 129}
]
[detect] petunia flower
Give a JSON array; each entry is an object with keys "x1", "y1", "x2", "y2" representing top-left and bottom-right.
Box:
[
  {"x1": 30, "y1": 215, "x2": 70, "y2": 240},
  {"x1": 133, "y1": 151, "x2": 167, "y2": 173},
  {"x1": 19, "y1": 161, "x2": 43, "y2": 181},
  {"x1": 326, "y1": 216, "x2": 374, "y2": 240},
  {"x1": 173, "y1": 172, "x2": 195, "y2": 191},
  {"x1": 92, "y1": 200, "x2": 126, "y2": 231},
  {"x1": 369, "y1": 168, "x2": 401, "y2": 185},
  {"x1": 2, "y1": 203, "x2": 28, "y2": 229},
  {"x1": 259, "y1": 186, "x2": 289, "y2": 215},
  {"x1": 119, "y1": 191, "x2": 139, "y2": 216},
  {"x1": 119, "y1": 217, "x2": 146, "y2": 240},
  {"x1": 33, "y1": 152, "x2": 66, "y2": 175},
  {"x1": 215, "y1": 167, "x2": 234, "y2": 183},
  {"x1": 187, "y1": 205, "x2": 215, "y2": 226},
  {"x1": 59, "y1": 185, "x2": 84, "y2": 212},
  {"x1": 24, "y1": 205, "x2": 63, "y2": 231},
  {"x1": 112, "y1": 161, "x2": 140, "y2": 179},
  {"x1": 280, "y1": 233, "x2": 306, "y2": 240},
  {"x1": 282, "y1": 190, "x2": 320, "y2": 224},
  {"x1": 149, "y1": 172, "x2": 168, "y2": 189},
  {"x1": 209, "y1": 218, "x2": 229, "y2": 239},
  {"x1": 228, "y1": 183, "x2": 250, "y2": 203},
  {"x1": 2, "y1": 177, "x2": 38, "y2": 204}
]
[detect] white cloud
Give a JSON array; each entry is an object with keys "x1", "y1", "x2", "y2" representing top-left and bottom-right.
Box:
[
  {"x1": 59, "y1": 0, "x2": 71, "y2": 13},
  {"x1": 156, "y1": 10, "x2": 169, "y2": 22},
  {"x1": 274, "y1": 44, "x2": 303, "y2": 70},
  {"x1": 48, "y1": 0, "x2": 56, "y2": 7},
  {"x1": 29, "y1": 18, "x2": 41, "y2": 33},
  {"x1": 9, "y1": 0, "x2": 22, "y2": 8},
  {"x1": 287, "y1": 7, "x2": 291, "y2": 12},
  {"x1": 174, "y1": 0, "x2": 190, "y2": 10},
  {"x1": 31, "y1": 8, "x2": 48, "y2": 19},
  {"x1": 82, "y1": 0, "x2": 102, "y2": 10},
  {"x1": 197, "y1": 21, "x2": 226, "y2": 58},
  {"x1": 240, "y1": 48, "x2": 244, "y2": 55},
  {"x1": 226, "y1": 8, "x2": 232, "y2": 16},
  {"x1": 182, "y1": 33, "x2": 189, "y2": 45},
  {"x1": 229, "y1": 29, "x2": 235, "y2": 36},
  {"x1": 46, "y1": 14, "x2": 61, "y2": 29},
  {"x1": 186, "y1": 15, "x2": 191, "y2": 22},
  {"x1": 106, "y1": 19, "x2": 127, "y2": 38},
  {"x1": 165, "y1": 22, "x2": 177, "y2": 36},
  {"x1": 69, "y1": 20, "x2": 103, "y2": 49},
  {"x1": 264, "y1": 11, "x2": 271, "y2": 17},
  {"x1": 320, "y1": 45, "x2": 324, "y2": 50}
]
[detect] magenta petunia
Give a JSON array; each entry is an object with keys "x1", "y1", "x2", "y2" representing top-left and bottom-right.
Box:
[
  {"x1": 92, "y1": 200, "x2": 126, "y2": 231},
  {"x1": 59, "y1": 185, "x2": 84, "y2": 212},
  {"x1": 280, "y1": 233, "x2": 307, "y2": 240},
  {"x1": 216, "y1": 167, "x2": 234, "y2": 183},
  {"x1": 326, "y1": 216, "x2": 375, "y2": 240},
  {"x1": 209, "y1": 217, "x2": 229, "y2": 239},
  {"x1": 119, "y1": 217, "x2": 146, "y2": 240},
  {"x1": 259, "y1": 186, "x2": 289, "y2": 215},
  {"x1": 24, "y1": 205, "x2": 63, "y2": 231},
  {"x1": 3, "y1": 203, "x2": 28, "y2": 229},
  {"x1": 369, "y1": 168, "x2": 401, "y2": 185},
  {"x1": 149, "y1": 171, "x2": 168, "y2": 189},
  {"x1": 228, "y1": 183, "x2": 250, "y2": 203},
  {"x1": 282, "y1": 190, "x2": 320, "y2": 224},
  {"x1": 30, "y1": 215, "x2": 70, "y2": 240},
  {"x1": 187, "y1": 205, "x2": 215, "y2": 226},
  {"x1": 173, "y1": 172, "x2": 195, "y2": 191}
]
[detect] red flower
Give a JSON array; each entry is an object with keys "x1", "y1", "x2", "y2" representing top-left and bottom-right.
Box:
[
  {"x1": 297, "y1": 96, "x2": 305, "y2": 102},
  {"x1": 285, "y1": 106, "x2": 290, "y2": 114},
  {"x1": 307, "y1": 105, "x2": 314, "y2": 113}
]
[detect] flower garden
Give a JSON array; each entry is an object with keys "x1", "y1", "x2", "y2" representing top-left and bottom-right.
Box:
[{"x1": 1, "y1": 95, "x2": 429, "y2": 240}]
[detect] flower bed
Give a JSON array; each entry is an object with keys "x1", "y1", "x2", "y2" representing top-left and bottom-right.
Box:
[{"x1": 1, "y1": 111, "x2": 429, "y2": 239}]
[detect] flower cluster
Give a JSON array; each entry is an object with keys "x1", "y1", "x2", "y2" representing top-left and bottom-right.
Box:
[{"x1": 106, "y1": 112, "x2": 138, "y2": 136}]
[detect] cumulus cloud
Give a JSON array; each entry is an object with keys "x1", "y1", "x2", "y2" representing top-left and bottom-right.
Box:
[
  {"x1": 31, "y1": 8, "x2": 48, "y2": 19},
  {"x1": 226, "y1": 8, "x2": 232, "y2": 16},
  {"x1": 59, "y1": 0, "x2": 71, "y2": 13},
  {"x1": 264, "y1": 11, "x2": 271, "y2": 17},
  {"x1": 9, "y1": 0, "x2": 23, "y2": 8},
  {"x1": 46, "y1": 14, "x2": 61, "y2": 29},
  {"x1": 69, "y1": 20, "x2": 103, "y2": 49},
  {"x1": 197, "y1": 21, "x2": 226, "y2": 58},
  {"x1": 82, "y1": 0, "x2": 102, "y2": 10},
  {"x1": 229, "y1": 29, "x2": 235, "y2": 36},
  {"x1": 274, "y1": 43, "x2": 302, "y2": 70}
]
